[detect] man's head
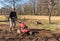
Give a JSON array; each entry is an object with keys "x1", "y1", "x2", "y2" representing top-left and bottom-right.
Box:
[{"x1": 12, "y1": 8, "x2": 15, "y2": 12}]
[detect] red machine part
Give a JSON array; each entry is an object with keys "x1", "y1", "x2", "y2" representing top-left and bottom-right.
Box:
[
  {"x1": 19, "y1": 22, "x2": 29, "y2": 33},
  {"x1": 21, "y1": 29, "x2": 29, "y2": 33}
]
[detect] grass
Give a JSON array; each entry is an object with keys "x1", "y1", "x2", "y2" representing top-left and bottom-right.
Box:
[
  {"x1": 0, "y1": 15, "x2": 8, "y2": 20},
  {"x1": 42, "y1": 24, "x2": 56, "y2": 30},
  {"x1": 0, "y1": 15, "x2": 60, "y2": 31}
]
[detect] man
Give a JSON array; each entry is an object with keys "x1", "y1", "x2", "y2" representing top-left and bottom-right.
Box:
[{"x1": 9, "y1": 8, "x2": 17, "y2": 32}]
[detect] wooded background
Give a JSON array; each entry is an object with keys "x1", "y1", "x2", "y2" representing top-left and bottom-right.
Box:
[{"x1": 0, "y1": 0, "x2": 60, "y2": 16}]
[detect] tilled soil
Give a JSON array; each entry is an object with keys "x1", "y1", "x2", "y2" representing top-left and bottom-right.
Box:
[
  {"x1": 0, "y1": 24, "x2": 60, "y2": 41},
  {"x1": 0, "y1": 29, "x2": 59, "y2": 41}
]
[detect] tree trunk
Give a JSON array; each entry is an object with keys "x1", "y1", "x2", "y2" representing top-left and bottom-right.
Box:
[{"x1": 49, "y1": 6, "x2": 53, "y2": 23}]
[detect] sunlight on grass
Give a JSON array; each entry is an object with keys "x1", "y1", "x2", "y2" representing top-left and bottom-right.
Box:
[
  {"x1": 0, "y1": 15, "x2": 7, "y2": 20},
  {"x1": 0, "y1": 15, "x2": 60, "y2": 31},
  {"x1": 0, "y1": 22, "x2": 8, "y2": 24}
]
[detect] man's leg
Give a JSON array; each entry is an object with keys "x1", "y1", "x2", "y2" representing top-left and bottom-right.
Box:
[
  {"x1": 12, "y1": 20, "x2": 16, "y2": 30},
  {"x1": 9, "y1": 18, "x2": 13, "y2": 32}
]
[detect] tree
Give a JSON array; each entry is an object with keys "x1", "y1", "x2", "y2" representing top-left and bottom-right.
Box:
[
  {"x1": 49, "y1": 0, "x2": 55, "y2": 23},
  {"x1": 29, "y1": 0, "x2": 38, "y2": 15},
  {"x1": 1, "y1": 0, "x2": 21, "y2": 8},
  {"x1": 45, "y1": 0, "x2": 55, "y2": 23}
]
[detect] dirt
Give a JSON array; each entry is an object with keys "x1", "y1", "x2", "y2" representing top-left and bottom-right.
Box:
[{"x1": 0, "y1": 24, "x2": 60, "y2": 41}]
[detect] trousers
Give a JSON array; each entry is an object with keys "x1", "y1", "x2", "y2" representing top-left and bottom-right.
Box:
[{"x1": 9, "y1": 18, "x2": 16, "y2": 30}]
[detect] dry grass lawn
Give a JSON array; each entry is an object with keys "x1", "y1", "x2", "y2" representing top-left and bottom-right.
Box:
[{"x1": 0, "y1": 15, "x2": 60, "y2": 31}]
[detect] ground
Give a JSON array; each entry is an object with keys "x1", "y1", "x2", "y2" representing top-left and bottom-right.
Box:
[
  {"x1": 0, "y1": 15, "x2": 60, "y2": 41},
  {"x1": 0, "y1": 28, "x2": 60, "y2": 41}
]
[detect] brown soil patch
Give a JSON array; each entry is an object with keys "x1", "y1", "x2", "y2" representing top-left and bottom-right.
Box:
[{"x1": 0, "y1": 24, "x2": 60, "y2": 41}]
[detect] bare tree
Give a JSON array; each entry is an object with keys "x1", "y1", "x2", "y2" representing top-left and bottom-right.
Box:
[
  {"x1": 29, "y1": 0, "x2": 38, "y2": 15},
  {"x1": 49, "y1": 0, "x2": 55, "y2": 23},
  {"x1": 0, "y1": 0, "x2": 59, "y2": 16},
  {"x1": 1, "y1": 0, "x2": 21, "y2": 8}
]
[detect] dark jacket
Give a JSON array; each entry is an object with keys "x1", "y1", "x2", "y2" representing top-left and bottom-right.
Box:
[{"x1": 9, "y1": 11, "x2": 17, "y2": 19}]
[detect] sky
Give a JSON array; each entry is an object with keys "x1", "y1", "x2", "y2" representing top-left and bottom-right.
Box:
[{"x1": 0, "y1": 0, "x2": 29, "y2": 8}]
